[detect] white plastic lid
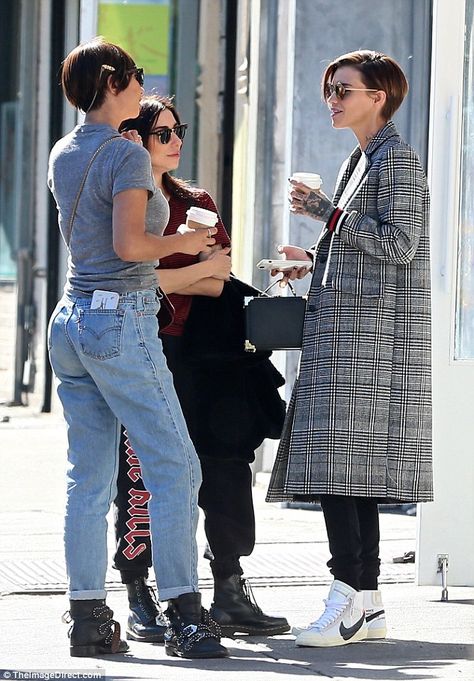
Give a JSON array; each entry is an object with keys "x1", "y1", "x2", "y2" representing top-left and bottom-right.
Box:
[
  {"x1": 290, "y1": 172, "x2": 322, "y2": 189},
  {"x1": 186, "y1": 206, "x2": 218, "y2": 226}
]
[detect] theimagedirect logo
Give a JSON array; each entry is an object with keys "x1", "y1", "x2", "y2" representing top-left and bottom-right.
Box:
[{"x1": 0, "y1": 671, "x2": 105, "y2": 680}]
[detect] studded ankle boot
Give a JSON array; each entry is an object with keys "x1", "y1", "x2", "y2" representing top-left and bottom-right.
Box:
[
  {"x1": 210, "y1": 574, "x2": 290, "y2": 636},
  {"x1": 65, "y1": 599, "x2": 129, "y2": 657},
  {"x1": 164, "y1": 592, "x2": 228, "y2": 659},
  {"x1": 125, "y1": 577, "x2": 168, "y2": 643}
]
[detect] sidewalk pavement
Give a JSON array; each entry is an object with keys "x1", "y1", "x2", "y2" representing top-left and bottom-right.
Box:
[{"x1": 0, "y1": 406, "x2": 473, "y2": 681}]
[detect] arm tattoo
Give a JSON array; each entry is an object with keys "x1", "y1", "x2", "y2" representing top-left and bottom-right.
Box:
[{"x1": 301, "y1": 191, "x2": 334, "y2": 222}]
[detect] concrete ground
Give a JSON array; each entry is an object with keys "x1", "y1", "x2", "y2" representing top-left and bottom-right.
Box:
[{"x1": 0, "y1": 406, "x2": 473, "y2": 681}]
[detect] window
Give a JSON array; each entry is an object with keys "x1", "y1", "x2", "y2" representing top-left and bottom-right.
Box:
[
  {"x1": 98, "y1": 0, "x2": 171, "y2": 94},
  {"x1": 454, "y1": 0, "x2": 474, "y2": 359}
]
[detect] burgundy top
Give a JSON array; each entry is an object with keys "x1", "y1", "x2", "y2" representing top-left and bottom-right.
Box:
[{"x1": 158, "y1": 190, "x2": 231, "y2": 336}]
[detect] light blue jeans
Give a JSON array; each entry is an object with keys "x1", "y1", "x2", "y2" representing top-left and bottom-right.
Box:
[{"x1": 48, "y1": 289, "x2": 201, "y2": 601}]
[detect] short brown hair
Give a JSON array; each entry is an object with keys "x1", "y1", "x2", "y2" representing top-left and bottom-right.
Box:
[
  {"x1": 61, "y1": 36, "x2": 136, "y2": 112},
  {"x1": 321, "y1": 50, "x2": 409, "y2": 120}
]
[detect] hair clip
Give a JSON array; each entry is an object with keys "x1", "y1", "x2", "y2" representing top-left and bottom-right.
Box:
[{"x1": 85, "y1": 64, "x2": 117, "y2": 113}]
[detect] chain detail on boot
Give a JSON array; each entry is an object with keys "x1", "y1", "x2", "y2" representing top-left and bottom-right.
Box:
[
  {"x1": 96, "y1": 604, "x2": 119, "y2": 646},
  {"x1": 201, "y1": 607, "x2": 221, "y2": 638},
  {"x1": 164, "y1": 594, "x2": 228, "y2": 659},
  {"x1": 65, "y1": 603, "x2": 119, "y2": 646},
  {"x1": 174, "y1": 623, "x2": 220, "y2": 654},
  {"x1": 66, "y1": 600, "x2": 129, "y2": 657}
]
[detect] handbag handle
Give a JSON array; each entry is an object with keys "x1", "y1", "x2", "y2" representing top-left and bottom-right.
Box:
[
  {"x1": 262, "y1": 278, "x2": 300, "y2": 297},
  {"x1": 66, "y1": 135, "x2": 121, "y2": 247}
]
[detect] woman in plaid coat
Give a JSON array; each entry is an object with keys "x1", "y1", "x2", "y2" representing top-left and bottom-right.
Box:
[{"x1": 267, "y1": 50, "x2": 432, "y2": 648}]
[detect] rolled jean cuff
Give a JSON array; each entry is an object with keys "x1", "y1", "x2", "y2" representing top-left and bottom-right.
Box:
[
  {"x1": 158, "y1": 585, "x2": 198, "y2": 602},
  {"x1": 68, "y1": 589, "x2": 107, "y2": 600}
]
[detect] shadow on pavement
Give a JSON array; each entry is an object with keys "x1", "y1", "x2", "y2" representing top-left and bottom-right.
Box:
[{"x1": 71, "y1": 637, "x2": 473, "y2": 680}]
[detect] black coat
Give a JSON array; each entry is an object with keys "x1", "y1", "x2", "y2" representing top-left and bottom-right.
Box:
[{"x1": 181, "y1": 277, "x2": 286, "y2": 461}]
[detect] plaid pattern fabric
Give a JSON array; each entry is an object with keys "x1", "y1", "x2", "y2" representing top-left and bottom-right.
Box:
[{"x1": 267, "y1": 122, "x2": 433, "y2": 503}]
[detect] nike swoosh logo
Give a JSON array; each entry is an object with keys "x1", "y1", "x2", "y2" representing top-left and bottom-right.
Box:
[
  {"x1": 339, "y1": 613, "x2": 366, "y2": 640},
  {"x1": 366, "y1": 610, "x2": 385, "y2": 623}
]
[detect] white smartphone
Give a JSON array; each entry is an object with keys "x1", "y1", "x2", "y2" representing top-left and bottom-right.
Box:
[{"x1": 256, "y1": 259, "x2": 311, "y2": 271}]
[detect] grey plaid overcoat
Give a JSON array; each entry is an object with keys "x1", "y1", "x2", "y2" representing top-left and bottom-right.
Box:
[{"x1": 267, "y1": 122, "x2": 433, "y2": 503}]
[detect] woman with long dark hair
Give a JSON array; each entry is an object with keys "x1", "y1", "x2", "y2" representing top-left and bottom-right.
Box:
[{"x1": 114, "y1": 95, "x2": 289, "y2": 643}]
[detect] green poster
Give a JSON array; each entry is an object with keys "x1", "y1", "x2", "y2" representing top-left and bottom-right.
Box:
[{"x1": 98, "y1": 3, "x2": 169, "y2": 75}]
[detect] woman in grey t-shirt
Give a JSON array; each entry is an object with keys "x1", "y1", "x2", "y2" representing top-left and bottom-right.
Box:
[{"x1": 48, "y1": 37, "x2": 227, "y2": 660}]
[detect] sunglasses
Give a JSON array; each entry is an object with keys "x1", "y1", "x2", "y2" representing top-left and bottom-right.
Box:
[
  {"x1": 85, "y1": 65, "x2": 145, "y2": 113},
  {"x1": 149, "y1": 124, "x2": 188, "y2": 144},
  {"x1": 324, "y1": 81, "x2": 378, "y2": 100},
  {"x1": 127, "y1": 67, "x2": 145, "y2": 87}
]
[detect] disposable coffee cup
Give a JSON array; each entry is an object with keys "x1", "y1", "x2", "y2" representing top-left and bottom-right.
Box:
[
  {"x1": 185, "y1": 206, "x2": 218, "y2": 230},
  {"x1": 290, "y1": 172, "x2": 322, "y2": 190}
]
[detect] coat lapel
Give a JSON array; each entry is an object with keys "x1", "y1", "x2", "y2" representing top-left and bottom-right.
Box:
[
  {"x1": 333, "y1": 149, "x2": 361, "y2": 205},
  {"x1": 332, "y1": 121, "x2": 400, "y2": 211},
  {"x1": 336, "y1": 153, "x2": 368, "y2": 210}
]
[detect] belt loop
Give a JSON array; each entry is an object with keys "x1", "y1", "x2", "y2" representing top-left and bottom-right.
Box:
[{"x1": 137, "y1": 290, "x2": 144, "y2": 311}]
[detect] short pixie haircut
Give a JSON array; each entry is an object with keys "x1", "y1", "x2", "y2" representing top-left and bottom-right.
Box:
[
  {"x1": 61, "y1": 37, "x2": 136, "y2": 113},
  {"x1": 321, "y1": 50, "x2": 409, "y2": 121}
]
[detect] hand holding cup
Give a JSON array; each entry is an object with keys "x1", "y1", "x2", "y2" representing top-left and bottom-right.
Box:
[
  {"x1": 289, "y1": 172, "x2": 322, "y2": 212},
  {"x1": 178, "y1": 225, "x2": 217, "y2": 255},
  {"x1": 289, "y1": 172, "x2": 334, "y2": 222}
]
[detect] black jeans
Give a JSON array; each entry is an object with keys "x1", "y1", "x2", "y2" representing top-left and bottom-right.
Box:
[
  {"x1": 319, "y1": 495, "x2": 380, "y2": 591},
  {"x1": 113, "y1": 333, "x2": 256, "y2": 582}
]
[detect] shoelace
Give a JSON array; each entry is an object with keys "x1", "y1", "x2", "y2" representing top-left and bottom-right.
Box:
[
  {"x1": 137, "y1": 581, "x2": 163, "y2": 620},
  {"x1": 240, "y1": 578, "x2": 264, "y2": 615},
  {"x1": 307, "y1": 598, "x2": 347, "y2": 631}
]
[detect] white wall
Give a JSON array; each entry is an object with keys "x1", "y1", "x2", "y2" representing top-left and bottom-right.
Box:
[{"x1": 417, "y1": 0, "x2": 474, "y2": 587}]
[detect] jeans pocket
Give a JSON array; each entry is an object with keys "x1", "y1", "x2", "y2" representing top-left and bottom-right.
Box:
[
  {"x1": 48, "y1": 303, "x2": 71, "y2": 352},
  {"x1": 78, "y1": 309, "x2": 125, "y2": 360}
]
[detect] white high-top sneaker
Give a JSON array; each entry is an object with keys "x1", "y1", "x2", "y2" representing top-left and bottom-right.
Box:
[
  {"x1": 295, "y1": 580, "x2": 368, "y2": 647},
  {"x1": 362, "y1": 590, "x2": 386, "y2": 639}
]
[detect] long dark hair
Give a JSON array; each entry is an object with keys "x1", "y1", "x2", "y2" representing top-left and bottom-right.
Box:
[{"x1": 119, "y1": 95, "x2": 200, "y2": 201}]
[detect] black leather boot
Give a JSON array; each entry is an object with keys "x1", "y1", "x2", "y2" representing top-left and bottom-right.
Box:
[
  {"x1": 210, "y1": 575, "x2": 290, "y2": 636},
  {"x1": 164, "y1": 592, "x2": 229, "y2": 659},
  {"x1": 66, "y1": 599, "x2": 129, "y2": 657},
  {"x1": 125, "y1": 577, "x2": 167, "y2": 642}
]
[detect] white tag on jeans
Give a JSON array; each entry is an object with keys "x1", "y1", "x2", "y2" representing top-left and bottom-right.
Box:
[{"x1": 90, "y1": 290, "x2": 120, "y2": 310}]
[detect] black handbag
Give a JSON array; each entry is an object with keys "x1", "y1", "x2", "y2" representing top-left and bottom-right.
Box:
[
  {"x1": 180, "y1": 277, "x2": 287, "y2": 456},
  {"x1": 244, "y1": 281, "x2": 307, "y2": 352}
]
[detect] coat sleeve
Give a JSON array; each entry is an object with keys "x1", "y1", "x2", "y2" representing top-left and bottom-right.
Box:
[{"x1": 338, "y1": 144, "x2": 428, "y2": 264}]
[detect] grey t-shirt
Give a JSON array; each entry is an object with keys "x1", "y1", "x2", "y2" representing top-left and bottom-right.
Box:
[{"x1": 48, "y1": 123, "x2": 170, "y2": 295}]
